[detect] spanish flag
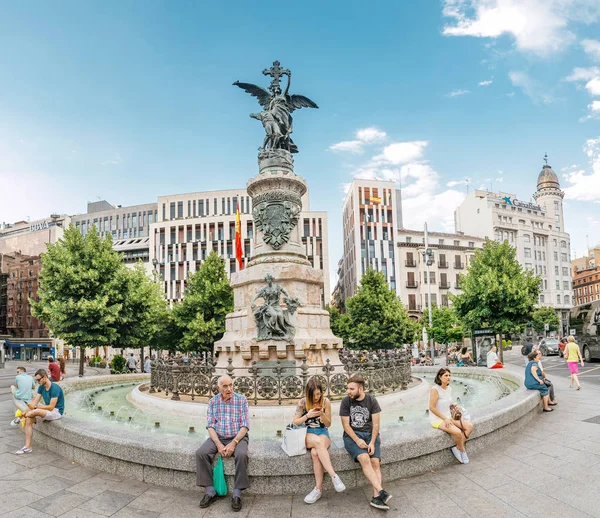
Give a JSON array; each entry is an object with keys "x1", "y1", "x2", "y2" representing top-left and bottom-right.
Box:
[{"x1": 235, "y1": 207, "x2": 243, "y2": 270}]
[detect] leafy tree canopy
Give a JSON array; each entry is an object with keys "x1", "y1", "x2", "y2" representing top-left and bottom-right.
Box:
[
  {"x1": 339, "y1": 269, "x2": 416, "y2": 350},
  {"x1": 172, "y1": 252, "x2": 233, "y2": 352},
  {"x1": 531, "y1": 306, "x2": 560, "y2": 334},
  {"x1": 421, "y1": 304, "x2": 464, "y2": 344},
  {"x1": 451, "y1": 239, "x2": 540, "y2": 336}
]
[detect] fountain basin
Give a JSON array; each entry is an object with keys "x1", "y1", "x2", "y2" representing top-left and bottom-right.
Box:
[{"x1": 31, "y1": 367, "x2": 540, "y2": 494}]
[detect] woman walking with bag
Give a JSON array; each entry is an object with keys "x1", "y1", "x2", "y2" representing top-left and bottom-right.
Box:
[
  {"x1": 564, "y1": 335, "x2": 584, "y2": 390},
  {"x1": 429, "y1": 368, "x2": 474, "y2": 464},
  {"x1": 293, "y1": 378, "x2": 346, "y2": 504}
]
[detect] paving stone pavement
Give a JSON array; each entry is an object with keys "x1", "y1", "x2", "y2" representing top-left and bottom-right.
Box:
[{"x1": 2, "y1": 351, "x2": 600, "y2": 517}]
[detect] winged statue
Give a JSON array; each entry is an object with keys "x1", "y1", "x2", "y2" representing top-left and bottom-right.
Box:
[{"x1": 234, "y1": 61, "x2": 318, "y2": 154}]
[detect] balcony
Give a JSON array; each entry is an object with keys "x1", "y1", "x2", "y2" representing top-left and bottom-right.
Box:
[
  {"x1": 454, "y1": 283, "x2": 462, "y2": 289},
  {"x1": 439, "y1": 282, "x2": 451, "y2": 289},
  {"x1": 406, "y1": 281, "x2": 418, "y2": 288},
  {"x1": 438, "y1": 261, "x2": 449, "y2": 269},
  {"x1": 454, "y1": 262, "x2": 464, "y2": 269},
  {"x1": 405, "y1": 260, "x2": 417, "y2": 267},
  {"x1": 408, "y1": 304, "x2": 422, "y2": 312}
]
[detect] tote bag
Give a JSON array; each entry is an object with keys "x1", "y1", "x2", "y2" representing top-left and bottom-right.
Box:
[
  {"x1": 213, "y1": 456, "x2": 228, "y2": 496},
  {"x1": 281, "y1": 424, "x2": 307, "y2": 457}
]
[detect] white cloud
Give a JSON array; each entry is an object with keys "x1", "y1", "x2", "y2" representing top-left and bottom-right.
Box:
[
  {"x1": 102, "y1": 154, "x2": 122, "y2": 166},
  {"x1": 582, "y1": 39, "x2": 600, "y2": 61},
  {"x1": 329, "y1": 127, "x2": 387, "y2": 154},
  {"x1": 509, "y1": 70, "x2": 555, "y2": 103},
  {"x1": 565, "y1": 66, "x2": 600, "y2": 82},
  {"x1": 446, "y1": 89, "x2": 471, "y2": 97},
  {"x1": 446, "y1": 178, "x2": 472, "y2": 187},
  {"x1": 563, "y1": 137, "x2": 600, "y2": 200},
  {"x1": 441, "y1": 0, "x2": 600, "y2": 57},
  {"x1": 355, "y1": 127, "x2": 387, "y2": 143},
  {"x1": 478, "y1": 80, "x2": 493, "y2": 86},
  {"x1": 373, "y1": 141, "x2": 428, "y2": 165},
  {"x1": 585, "y1": 77, "x2": 600, "y2": 96},
  {"x1": 581, "y1": 100, "x2": 600, "y2": 121}
]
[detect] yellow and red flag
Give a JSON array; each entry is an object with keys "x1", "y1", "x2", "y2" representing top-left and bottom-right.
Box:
[{"x1": 235, "y1": 207, "x2": 243, "y2": 270}]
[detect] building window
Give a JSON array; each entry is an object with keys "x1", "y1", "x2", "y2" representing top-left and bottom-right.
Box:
[
  {"x1": 562, "y1": 267, "x2": 568, "y2": 276},
  {"x1": 564, "y1": 295, "x2": 570, "y2": 305},
  {"x1": 177, "y1": 201, "x2": 183, "y2": 218},
  {"x1": 468, "y1": 241, "x2": 475, "y2": 247},
  {"x1": 523, "y1": 234, "x2": 530, "y2": 242},
  {"x1": 554, "y1": 252, "x2": 558, "y2": 261},
  {"x1": 554, "y1": 201, "x2": 559, "y2": 211},
  {"x1": 563, "y1": 281, "x2": 569, "y2": 290},
  {"x1": 561, "y1": 253, "x2": 568, "y2": 262},
  {"x1": 524, "y1": 248, "x2": 531, "y2": 258},
  {"x1": 170, "y1": 203, "x2": 176, "y2": 220},
  {"x1": 556, "y1": 294, "x2": 561, "y2": 304},
  {"x1": 454, "y1": 240, "x2": 460, "y2": 246},
  {"x1": 540, "y1": 295, "x2": 545, "y2": 303},
  {"x1": 406, "y1": 237, "x2": 411, "y2": 243}
]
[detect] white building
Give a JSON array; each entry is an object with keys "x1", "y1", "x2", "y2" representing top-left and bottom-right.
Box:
[
  {"x1": 150, "y1": 188, "x2": 330, "y2": 305},
  {"x1": 396, "y1": 230, "x2": 485, "y2": 319},
  {"x1": 454, "y1": 160, "x2": 572, "y2": 333},
  {"x1": 336, "y1": 179, "x2": 403, "y2": 305}
]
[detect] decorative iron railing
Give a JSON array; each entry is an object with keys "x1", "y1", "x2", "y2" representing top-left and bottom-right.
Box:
[{"x1": 149, "y1": 350, "x2": 412, "y2": 405}]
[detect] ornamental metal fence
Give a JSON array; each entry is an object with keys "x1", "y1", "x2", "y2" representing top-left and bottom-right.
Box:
[{"x1": 149, "y1": 350, "x2": 412, "y2": 405}]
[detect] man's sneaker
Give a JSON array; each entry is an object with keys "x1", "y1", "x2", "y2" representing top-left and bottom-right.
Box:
[
  {"x1": 451, "y1": 446, "x2": 464, "y2": 464},
  {"x1": 332, "y1": 475, "x2": 346, "y2": 492},
  {"x1": 10, "y1": 418, "x2": 21, "y2": 427},
  {"x1": 304, "y1": 488, "x2": 322, "y2": 504},
  {"x1": 15, "y1": 447, "x2": 32, "y2": 455},
  {"x1": 378, "y1": 490, "x2": 392, "y2": 504},
  {"x1": 370, "y1": 496, "x2": 390, "y2": 511},
  {"x1": 460, "y1": 451, "x2": 470, "y2": 464}
]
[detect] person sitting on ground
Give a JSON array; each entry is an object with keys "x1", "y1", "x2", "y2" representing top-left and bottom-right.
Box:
[
  {"x1": 340, "y1": 375, "x2": 392, "y2": 511},
  {"x1": 564, "y1": 335, "x2": 584, "y2": 391},
  {"x1": 15, "y1": 369, "x2": 65, "y2": 455},
  {"x1": 47, "y1": 357, "x2": 61, "y2": 382},
  {"x1": 144, "y1": 356, "x2": 151, "y2": 374},
  {"x1": 524, "y1": 351, "x2": 553, "y2": 411},
  {"x1": 196, "y1": 375, "x2": 249, "y2": 512},
  {"x1": 10, "y1": 366, "x2": 35, "y2": 425},
  {"x1": 534, "y1": 349, "x2": 557, "y2": 406},
  {"x1": 459, "y1": 347, "x2": 475, "y2": 366},
  {"x1": 127, "y1": 353, "x2": 137, "y2": 373},
  {"x1": 429, "y1": 368, "x2": 474, "y2": 464},
  {"x1": 486, "y1": 344, "x2": 503, "y2": 369},
  {"x1": 293, "y1": 378, "x2": 346, "y2": 504}
]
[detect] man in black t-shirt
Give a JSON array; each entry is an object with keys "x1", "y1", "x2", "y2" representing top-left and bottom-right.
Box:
[{"x1": 340, "y1": 374, "x2": 392, "y2": 511}]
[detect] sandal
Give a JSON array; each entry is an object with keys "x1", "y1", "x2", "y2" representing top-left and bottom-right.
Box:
[
  {"x1": 543, "y1": 408, "x2": 554, "y2": 412},
  {"x1": 548, "y1": 403, "x2": 558, "y2": 406}
]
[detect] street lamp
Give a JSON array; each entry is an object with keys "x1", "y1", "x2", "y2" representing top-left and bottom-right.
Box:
[{"x1": 423, "y1": 223, "x2": 435, "y2": 363}]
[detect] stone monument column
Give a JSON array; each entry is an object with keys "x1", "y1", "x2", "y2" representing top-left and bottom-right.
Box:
[{"x1": 214, "y1": 61, "x2": 342, "y2": 368}]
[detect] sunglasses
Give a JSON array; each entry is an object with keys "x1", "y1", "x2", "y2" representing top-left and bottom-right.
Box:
[{"x1": 35, "y1": 376, "x2": 45, "y2": 383}]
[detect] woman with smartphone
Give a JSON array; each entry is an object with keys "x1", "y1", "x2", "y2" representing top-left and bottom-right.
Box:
[{"x1": 293, "y1": 378, "x2": 346, "y2": 504}]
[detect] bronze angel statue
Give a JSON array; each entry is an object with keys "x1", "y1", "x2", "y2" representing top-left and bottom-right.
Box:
[{"x1": 234, "y1": 61, "x2": 318, "y2": 153}]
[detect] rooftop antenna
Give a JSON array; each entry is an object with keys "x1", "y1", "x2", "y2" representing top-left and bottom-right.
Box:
[{"x1": 465, "y1": 178, "x2": 471, "y2": 195}]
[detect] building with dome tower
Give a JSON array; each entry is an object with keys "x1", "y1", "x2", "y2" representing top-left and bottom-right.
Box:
[{"x1": 454, "y1": 155, "x2": 572, "y2": 335}]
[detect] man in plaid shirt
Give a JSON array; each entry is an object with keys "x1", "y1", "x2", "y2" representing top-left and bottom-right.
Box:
[{"x1": 196, "y1": 375, "x2": 250, "y2": 512}]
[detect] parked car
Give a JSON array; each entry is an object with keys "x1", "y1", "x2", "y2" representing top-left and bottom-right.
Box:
[
  {"x1": 569, "y1": 302, "x2": 600, "y2": 362},
  {"x1": 538, "y1": 339, "x2": 561, "y2": 356}
]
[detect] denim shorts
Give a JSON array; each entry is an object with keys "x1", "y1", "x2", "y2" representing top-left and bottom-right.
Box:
[
  {"x1": 343, "y1": 431, "x2": 381, "y2": 461},
  {"x1": 306, "y1": 427, "x2": 330, "y2": 438}
]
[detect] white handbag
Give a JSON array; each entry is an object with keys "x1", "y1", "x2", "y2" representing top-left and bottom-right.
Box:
[{"x1": 281, "y1": 424, "x2": 307, "y2": 457}]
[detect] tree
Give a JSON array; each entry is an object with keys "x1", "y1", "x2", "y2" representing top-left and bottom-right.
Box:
[
  {"x1": 113, "y1": 263, "x2": 170, "y2": 361},
  {"x1": 531, "y1": 306, "x2": 560, "y2": 334},
  {"x1": 172, "y1": 252, "x2": 233, "y2": 352},
  {"x1": 451, "y1": 239, "x2": 540, "y2": 361},
  {"x1": 421, "y1": 304, "x2": 464, "y2": 345},
  {"x1": 342, "y1": 269, "x2": 416, "y2": 350},
  {"x1": 31, "y1": 225, "x2": 123, "y2": 376},
  {"x1": 326, "y1": 304, "x2": 351, "y2": 342}
]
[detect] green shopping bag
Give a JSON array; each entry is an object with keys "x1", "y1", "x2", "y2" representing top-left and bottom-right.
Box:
[{"x1": 213, "y1": 456, "x2": 228, "y2": 496}]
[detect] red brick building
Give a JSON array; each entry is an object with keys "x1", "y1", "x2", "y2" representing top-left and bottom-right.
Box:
[
  {"x1": 573, "y1": 265, "x2": 600, "y2": 306},
  {"x1": 4, "y1": 252, "x2": 48, "y2": 339}
]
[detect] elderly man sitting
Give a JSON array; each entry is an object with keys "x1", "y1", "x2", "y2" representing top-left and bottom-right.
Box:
[{"x1": 196, "y1": 375, "x2": 249, "y2": 512}]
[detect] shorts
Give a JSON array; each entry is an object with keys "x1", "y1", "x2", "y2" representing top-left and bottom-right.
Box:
[
  {"x1": 39, "y1": 408, "x2": 63, "y2": 422},
  {"x1": 568, "y1": 362, "x2": 579, "y2": 374},
  {"x1": 343, "y1": 431, "x2": 381, "y2": 461},
  {"x1": 306, "y1": 427, "x2": 330, "y2": 438},
  {"x1": 432, "y1": 421, "x2": 443, "y2": 429}
]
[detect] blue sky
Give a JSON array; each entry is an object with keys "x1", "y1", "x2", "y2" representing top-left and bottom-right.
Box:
[{"x1": 1, "y1": 1, "x2": 600, "y2": 287}]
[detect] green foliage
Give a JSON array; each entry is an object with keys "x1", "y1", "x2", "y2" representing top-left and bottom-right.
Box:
[
  {"x1": 31, "y1": 225, "x2": 123, "y2": 355},
  {"x1": 451, "y1": 239, "x2": 540, "y2": 336},
  {"x1": 531, "y1": 306, "x2": 560, "y2": 334},
  {"x1": 326, "y1": 304, "x2": 351, "y2": 342},
  {"x1": 172, "y1": 252, "x2": 233, "y2": 352},
  {"x1": 339, "y1": 269, "x2": 416, "y2": 350},
  {"x1": 421, "y1": 304, "x2": 464, "y2": 344},
  {"x1": 113, "y1": 263, "x2": 169, "y2": 353},
  {"x1": 501, "y1": 339, "x2": 513, "y2": 349},
  {"x1": 89, "y1": 355, "x2": 104, "y2": 367},
  {"x1": 110, "y1": 354, "x2": 127, "y2": 373}
]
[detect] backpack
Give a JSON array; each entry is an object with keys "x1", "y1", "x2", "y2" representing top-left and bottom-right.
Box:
[{"x1": 521, "y1": 345, "x2": 528, "y2": 356}]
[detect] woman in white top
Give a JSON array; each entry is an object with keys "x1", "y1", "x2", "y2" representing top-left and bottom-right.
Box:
[{"x1": 429, "y1": 368, "x2": 474, "y2": 464}]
